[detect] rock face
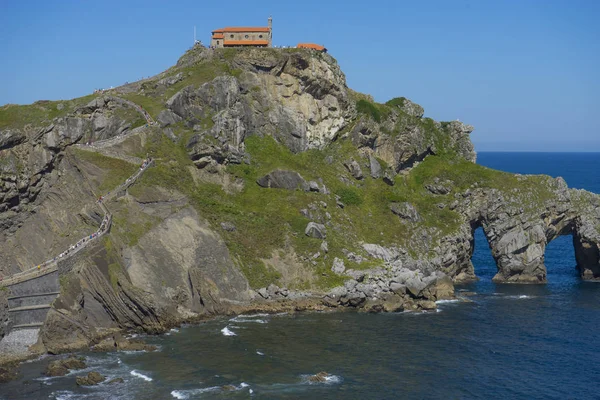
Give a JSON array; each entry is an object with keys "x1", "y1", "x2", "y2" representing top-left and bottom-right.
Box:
[{"x1": 1, "y1": 45, "x2": 600, "y2": 361}]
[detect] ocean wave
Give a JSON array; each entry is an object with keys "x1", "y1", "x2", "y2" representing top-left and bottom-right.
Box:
[
  {"x1": 301, "y1": 374, "x2": 343, "y2": 385},
  {"x1": 436, "y1": 299, "x2": 461, "y2": 304},
  {"x1": 171, "y1": 383, "x2": 251, "y2": 399},
  {"x1": 52, "y1": 391, "x2": 90, "y2": 400},
  {"x1": 229, "y1": 314, "x2": 269, "y2": 324},
  {"x1": 256, "y1": 350, "x2": 264, "y2": 356},
  {"x1": 130, "y1": 370, "x2": 153, "y2": 381},
  {"x1": 497, "y1": 294, "x2": 535, "y2": 300},
  {"x1": 221, "y1": 326, "x2": 237, "y2": 336}
]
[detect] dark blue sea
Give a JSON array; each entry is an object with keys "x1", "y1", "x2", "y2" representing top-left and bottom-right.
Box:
[{"x1": 2, "y1": 152, "x2": 600, "y2": 400}]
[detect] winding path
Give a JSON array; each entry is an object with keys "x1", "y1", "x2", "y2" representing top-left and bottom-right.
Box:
[{"x1": 1, "y1": 96, "x2": 159, "y2": 350}]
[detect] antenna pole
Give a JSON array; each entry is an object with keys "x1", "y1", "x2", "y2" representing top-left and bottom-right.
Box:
[{"x1": 194, "y1": 25, "x2": 196, "y2": 44}]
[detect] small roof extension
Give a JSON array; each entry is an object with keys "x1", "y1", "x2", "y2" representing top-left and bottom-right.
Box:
[{"x1": 297, "y1": 43, "x2": 327, "y2": 52}]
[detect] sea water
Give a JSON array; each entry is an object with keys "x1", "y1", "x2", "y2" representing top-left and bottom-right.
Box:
[{"x1": 1, "y1": 152, "x2": 599, "y2": 399}]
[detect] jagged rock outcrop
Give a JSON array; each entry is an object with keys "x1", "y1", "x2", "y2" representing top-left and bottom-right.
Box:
[
  {"x1": 437, "y1": 178, "x2": 600, "y2": 283},
  {"x1": 76, "y1": 371, "x2": 105, "y2": 386}
]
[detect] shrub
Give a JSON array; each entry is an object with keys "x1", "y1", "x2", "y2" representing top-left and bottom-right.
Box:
[
  {"x1": 356, "y1": 99, "x2": 381, "y2": 122},
  {"x1": 385, "y1": 97, "x2": 407, "y2": 108},
  {"x1": 336, "y1": 188, "x2": 363, "y2": 206}
]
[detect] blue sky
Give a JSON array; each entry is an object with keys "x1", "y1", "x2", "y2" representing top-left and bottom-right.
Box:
[{"x1": 1, "y1": 0, "x2": 598, "y2": 151}]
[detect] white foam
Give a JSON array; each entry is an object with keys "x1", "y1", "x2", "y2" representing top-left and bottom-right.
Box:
[
  {"x1": 505, "y1": 294, "x2": 534, "y2": 299},
  {"x1": 324, "y1": 375, "x2": 342, "y2": 384},
  {"x1": 230, "y1": 314, "x2": 269, "y2": 324},
  {"x1": 171, "y1": 391, "x2": 187, "y2": 399},
  {"x1": 256, "y1": 350, "x2": 264, "y2": 356},
  {"x1": 130, "y1": 370, "x2": 153, "y2": 381},
  {"x1": 170, "y1": 328, "x2": 180, "y2": 333},
  {"x1": 436, "y1": 299, "x2": 460, "y2": 304},
  {"x1": 221, "y1": 327, "x2": 237, "y2": 336},
  {"x1": 240, "y1": 382, "x2": 250, "y2": 388},
  {"x1": 52, "y1": 391, "x2": 77, "y2": 400},
  {"x1": 302, "y1": 374, "x2": 343, "y2": 385},
  {"x1": 238, "y1": 313, "x2": 269, "y2": 318},
  {"x1": 171, "y1": 386, "x2": 227, "y2": 398}
]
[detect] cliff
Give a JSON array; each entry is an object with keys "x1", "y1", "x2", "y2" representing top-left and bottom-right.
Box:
[{"x1": 1, "y1": 46, "x2": 599, "y2": 355}]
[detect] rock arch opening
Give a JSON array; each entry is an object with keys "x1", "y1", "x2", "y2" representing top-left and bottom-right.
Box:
[
  {"x1": 463, "y1": 216, "x2": 600, "y2": 284},
  {"x1": 543, "y1": 234, "x2": 578, "y2": 281},
  {"x1": 470, "y1": 226, "x2": 496, "y2": 281}
]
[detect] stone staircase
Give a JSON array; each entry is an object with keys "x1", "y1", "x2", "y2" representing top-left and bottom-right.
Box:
[{"x1": 0, "y1": 97, "x2": 157, "y2": 356}]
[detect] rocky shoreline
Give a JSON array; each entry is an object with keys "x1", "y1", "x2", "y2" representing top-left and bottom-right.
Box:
[{"x1": 0, "y1": 282, "x2": 460, "y2": 383}]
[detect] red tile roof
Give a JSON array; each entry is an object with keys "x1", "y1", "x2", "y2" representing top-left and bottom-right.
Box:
[
  {"x1": 297, "y1": 43, "x2": 327, "y2": 51},
  {"x1": 223, "y1": 40, "x2": 269, "y2": 46},
  {"x1": 224, "y1": 27, "x2": 270, "y2": 32},
  {"x1": 212, "y1": 33, "x2": 224, "y2": 39},
  {"x1": 213, "y1": 27, "x2": 270, "y2": 33}
]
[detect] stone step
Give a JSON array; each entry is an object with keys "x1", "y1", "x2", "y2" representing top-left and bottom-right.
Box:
[
  {"x1": 8, "y1": 304, "x2": 51, "y2": 312},
  {"x1": 8, "y1": 305, "x2": 51, "y2": 326},
  {"x1": 8, "y1": 292, "x2": 60, "y2": 309},
  {"x1": 11, "y1": 323, "x2": 44, "y2": 330}
]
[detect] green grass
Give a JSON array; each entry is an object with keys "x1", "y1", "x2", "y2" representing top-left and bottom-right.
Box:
[
  {"x1": 103, "y1": 237, "x2": 123, "y2": 291},
  {"x1": 70, "y1": 148, "x2": 138, "y2": 192},
  {"x1": 0, "y1": 94, "x2": 98, "y2": 130},
  {"x1": 356, "y1": 99, "x2": 382, "y2": 122},
  {"x1": 120, "y1": 93, "x2": 164, "y2": 120},
  {"x1": 385, "y1": 97, "x2": 407, "y2": 108},
  {"x1": 336, "y1": 187, "x2": 363, "y2": 206}
]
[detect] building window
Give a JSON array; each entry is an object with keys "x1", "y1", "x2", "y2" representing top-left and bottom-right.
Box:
[
  {"x1": 245, "y1": 35, "x2": 249, "y2": 39},
  {"x1": 230, "y1": 34, "x2": 234, "y2": 38},
  {"x1": 259, "y1": 34, "x2": 263, "y2": 38},
  {"x1": 217, "y1": 41, "x2": 220, "y2": 45}
]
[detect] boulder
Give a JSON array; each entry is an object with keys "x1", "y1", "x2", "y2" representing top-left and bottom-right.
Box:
[
  {"x1": 431, "y1": 275, "x2": 454, "y2": 300},
  {"x1": 331, "y1": 257, "x2": 345, "y2": 274},
  {"x1": 425, "y1": 179, "x2": 453, "y2": 195},
  {"x1": 389, "y1": 202, "x2": 421, "y2": 222},
  {"x1": 344, "y1": 159, "x2": 364, "y2": 180},
  {"x1": 383, "y1": 169, "x2": 395, "y2": 186},
  {"x1": 256, "y1": 170, "x2": 309, "y2": 191},
  {"x1": 92, "y1": 335, "x2": 156, "y2": 353},
  {"x1": 308, "y1": 181, "x2": 320, "y2": 192},
  {"x1": 45, "y1": 356, "x2": 86, "y2": 377},
  {"x1": 305, "y1": 222, "x2": 326, "y2": 239},
  {"x1": 220, "y1": 222, "x2": 236, "y2": 232},
  {"x1": 108, "y1": 377, "x2": 124, "y2": 384},
  {"x1": 76, "y1": 371, "x2": 106, "y2": 386},
  {"x1": 308, "y1": 371, "x2": 330, "y2": 383},
  {"x1": 369, "y1": 155, "x2": 382, "y2": 179}
]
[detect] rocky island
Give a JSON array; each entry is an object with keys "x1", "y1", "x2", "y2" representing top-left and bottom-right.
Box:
[{"x1": 1, "y1": 46, "x2": 599, "y2": 369}]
